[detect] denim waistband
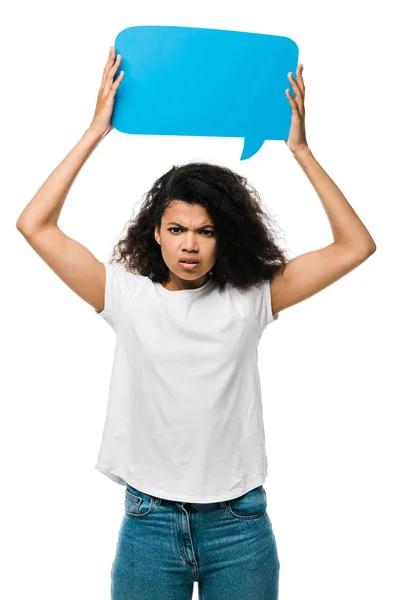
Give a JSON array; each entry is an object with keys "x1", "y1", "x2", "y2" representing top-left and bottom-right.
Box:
[{"x1": 152, "y1": 496, "x2": 228, "y2": 509}]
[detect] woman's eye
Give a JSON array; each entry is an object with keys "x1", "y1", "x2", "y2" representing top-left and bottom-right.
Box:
[{"x1": 168, "y1": 228, "x2": 213, "y2": 236}]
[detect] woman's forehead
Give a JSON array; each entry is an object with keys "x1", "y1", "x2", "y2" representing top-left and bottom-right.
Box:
[{"x1": 163, "y1": 200, "x2": 213, "y2": 223}]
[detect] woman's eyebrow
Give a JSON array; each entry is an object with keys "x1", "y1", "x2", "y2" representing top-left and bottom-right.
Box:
[{"x1": 166, "y1": 221, "x2": 215, "y2": 230}]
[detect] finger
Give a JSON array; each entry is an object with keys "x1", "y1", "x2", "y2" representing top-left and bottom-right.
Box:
[
  {"x1": 104, "y1": 54, "x2": 122, "y2": 95},
  {"x1": 101, "y1": 47, "x2": 116, "y2": 88},
  {"x1": 111, "y1": 70, "x2": 124, "y2": 90},
  {"x1": 109, "y1": 54, "x2": 122, "y2": 79},
  {"x1": 285, "y1": 88, "x2": 299, "y2": 112},
  {"x1": 288, "y1": 71, "x2": 303, "y2": 98},
  {"x1": 105, "y1": 70, "x2": 125, "y2": 98},
  {"x1": 101, "y1": 48, "x2": 121, "y2": 91},
  {"x1": 288, "y1": 71, "x2": 305, "y2": 117},
  {"x1": 294, "y1": 64, "x2": 305, "y2": 95}
]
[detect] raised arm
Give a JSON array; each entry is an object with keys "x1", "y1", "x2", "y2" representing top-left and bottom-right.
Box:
[
  {"x1": 271, "y1": 64, "x2": 376, "y2": 316},
  {"x1": 16, "y1": 46, "x2": 124, "y2": 313}
]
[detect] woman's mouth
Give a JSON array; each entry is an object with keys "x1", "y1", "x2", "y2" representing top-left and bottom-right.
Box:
[{"x1": 179, "y1": 260, "x2": 199, "y2": 270}]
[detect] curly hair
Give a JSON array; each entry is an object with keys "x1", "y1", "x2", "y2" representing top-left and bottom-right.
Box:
[{"x1": 109, "y1": 161, "x2": 289, "y2": 291}]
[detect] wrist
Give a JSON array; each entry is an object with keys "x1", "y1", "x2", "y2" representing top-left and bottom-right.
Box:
[
  {"x1": 84, "y1": 126, "x2": 108, "y2": 143},
  {"x1": 292, "y1": 145, "x2": 312, "y2": 158}
]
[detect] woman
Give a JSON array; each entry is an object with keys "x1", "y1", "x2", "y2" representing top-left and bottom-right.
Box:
[{"x1": 16, "y1": 46, "x2": 376, "y2": 600}]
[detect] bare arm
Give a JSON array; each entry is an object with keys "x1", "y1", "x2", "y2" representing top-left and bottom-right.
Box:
[
  {"x1": 16, "y1": 128, "x2": 105, "y2": 234},
  {"x1": 270, "y1": 147, "x2": 377, "y2": 315},
  {"x1": 16, "y1": 46, "x2": 124, "y2": 313},
  {"x1": 271, "y1": 65, "x2": 376, "y2": 316}
]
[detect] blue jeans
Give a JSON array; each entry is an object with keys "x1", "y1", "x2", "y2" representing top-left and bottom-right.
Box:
[{"x1": 111, "y1": 482, "x2": 280, "y2": 599}]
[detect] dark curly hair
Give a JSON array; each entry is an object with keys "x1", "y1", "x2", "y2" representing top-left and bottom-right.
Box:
[{"x1": 108, "y1": 161, "x2": 289, "y2": 291}]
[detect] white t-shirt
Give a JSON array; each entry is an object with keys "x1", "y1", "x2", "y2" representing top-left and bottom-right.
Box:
[{"x1": 94, "y1": 262, "x2": 279, "y2": 503}]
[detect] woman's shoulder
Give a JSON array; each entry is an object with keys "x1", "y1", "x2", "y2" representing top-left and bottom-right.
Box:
[{"x1": 103, "y1": 262, "x2": 150, "y2": 291}]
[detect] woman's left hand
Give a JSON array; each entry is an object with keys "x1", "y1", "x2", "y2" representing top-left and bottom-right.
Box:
[{"x1": 284, "y1": 64, "x2": 309, "y2": 154}]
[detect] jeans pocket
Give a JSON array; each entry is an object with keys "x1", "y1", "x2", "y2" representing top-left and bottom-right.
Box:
[
  {"x1": 125, "y1": 483, "x2": 155, "y2": 518},
  {"x1": 227, "y1": 484, "x2": 267, "y2": 520}
]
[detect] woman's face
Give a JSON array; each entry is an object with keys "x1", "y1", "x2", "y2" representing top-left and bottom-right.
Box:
[{"x1": 154, "y1": 200, "x2": 217, "y2": 290}]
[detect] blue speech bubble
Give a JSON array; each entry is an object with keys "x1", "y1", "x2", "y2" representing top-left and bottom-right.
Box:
[{"x1": 112, "y1": 26, "x2": 299, "y2": 160}]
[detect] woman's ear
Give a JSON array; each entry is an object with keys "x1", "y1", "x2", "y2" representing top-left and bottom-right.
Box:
[{"x1": 154, "y1": 227, "x2": 160, "y2": 245}]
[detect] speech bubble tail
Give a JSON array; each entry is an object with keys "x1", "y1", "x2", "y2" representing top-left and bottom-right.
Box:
[{"x1": 240, "y1": 138, "x2": 265, "y2": 160}]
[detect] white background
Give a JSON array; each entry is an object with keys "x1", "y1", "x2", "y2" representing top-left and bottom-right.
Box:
[{"x1": 2, "y1": 1, "x2": 399, "y2": 599}]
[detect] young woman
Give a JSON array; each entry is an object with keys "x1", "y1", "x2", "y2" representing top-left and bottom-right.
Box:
[{"x1": 16, "y1": 46, "x2": 376, "y2": 600}]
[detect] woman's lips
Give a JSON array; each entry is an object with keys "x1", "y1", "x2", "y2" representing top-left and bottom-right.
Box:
[{"x1": 179, "y1": 262, "x2": 199, "y2": 270}]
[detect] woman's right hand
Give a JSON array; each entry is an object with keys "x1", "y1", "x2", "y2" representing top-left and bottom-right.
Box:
[{"x1": 88, "y1": 46, "x2": 124, "y2": 138}]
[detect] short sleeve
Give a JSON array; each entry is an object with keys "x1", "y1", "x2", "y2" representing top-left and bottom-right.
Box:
[
  {"x1": 249, "y1": 280, "x2": 279, "y2": 332},
  {"x1": 94, "y1": 262, "x2": 136, "y2": 328}
]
